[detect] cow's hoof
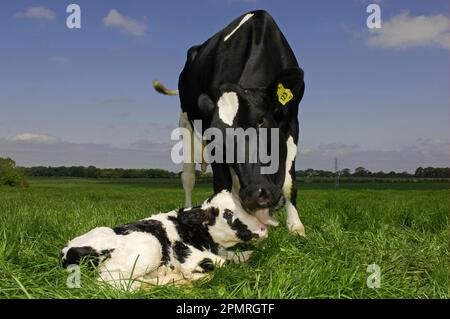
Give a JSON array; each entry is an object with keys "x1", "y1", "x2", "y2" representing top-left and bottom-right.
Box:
[{"x1": 288, "y1": 223, "x2": 306, "y2": 237}]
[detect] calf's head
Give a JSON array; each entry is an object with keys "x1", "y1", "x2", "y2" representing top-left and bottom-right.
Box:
[{"x1": 201, "y1": 190, "x2": 269, "y2": 247}]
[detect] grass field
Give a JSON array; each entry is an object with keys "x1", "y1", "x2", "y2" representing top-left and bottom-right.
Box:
[{"x1": 0, "y1": 178, "x2": 448, "y2": 299}]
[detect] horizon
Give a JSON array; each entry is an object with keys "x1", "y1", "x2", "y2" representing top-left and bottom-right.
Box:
[
  {"x1": 13, "y1": 161, "x2": 448, "y2": 175},
  {"x1": 0, "y1": 1, "x2": 448, "y2": 173}
]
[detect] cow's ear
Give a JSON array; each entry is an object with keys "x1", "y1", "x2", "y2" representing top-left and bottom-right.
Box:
[
  {"x1": 268, "y1": 67, "x2": 305, "y2": 108},
  {"x1": 198, "y1": 93, "x2": 215, "y2": 119}
]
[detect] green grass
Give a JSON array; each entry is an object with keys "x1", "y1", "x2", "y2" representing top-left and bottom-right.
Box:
[{"x1": 0, "y1": 178, "x2": 448, "y2": 299}]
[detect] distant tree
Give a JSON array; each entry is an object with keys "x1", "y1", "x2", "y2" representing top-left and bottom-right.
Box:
[
  {"x1": 441, "y1": 168, "x2": 450, "y2": 178},
  {"x1": 354, "y1": 166, "x2": 369, "y2": 177},
  {"x1": 0, "y1": 157, "x2": 28, "y2": 187},
  {"x1": 421, "y1": 167, "x2": 449, "y2": 178},
  {"x1": 295, "y1": 170, "x2": 304, "y2": 177},
  {"x1": 386, "y1": 171, "x2": 397, "y2": 177},
  {"x1": 400, "y1": 171, "x2": 410, "y2": 178},
  {"x1": 86, "y1": 165, "x2": 98, "y2": 178},
  {"x1": 414, "y1": 167, "x2": 424, "y2": 177},
  {"x1": 340, "y1": 168, "x2": 351, "y2": 177},
  {"x1": 68, "y1": 166, "x2": 86, "y2": 177},
  {"x1": 305, "y1": 168, "x2": 315, "y2": 178},
  {"x1": 53, "y1": 166, "x2": 69, "y2": 176},
  {"x1": 372, "y1": 171, "x2": 385, "y2": 177},
  {"x1": 423, "y1": 167, "x2": 436, "y2": 177},
  {"x1": 316, "y1": 170, "x2": 333, "y2": 177}
]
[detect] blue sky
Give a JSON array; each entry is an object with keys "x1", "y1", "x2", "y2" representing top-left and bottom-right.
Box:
[{"x1": 0, "y1": 0, "x2": 448, "y2": 172}]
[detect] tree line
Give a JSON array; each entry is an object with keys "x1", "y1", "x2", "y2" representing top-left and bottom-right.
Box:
[
  {"x1": 296, "y1": 166, "x2": 449, "y2": 178},
  {"x1": 21, "y1": 166, "x2": 180, "y2": 179},
  {"x1": 1, "y1": 157, "x2": 448, "y2": 187},
  {"x1": 19, "y1": 164, "x2": 450, "y2": 179}
]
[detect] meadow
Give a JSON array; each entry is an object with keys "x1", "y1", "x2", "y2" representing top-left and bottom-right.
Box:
[{"x1": 0, "y1": 178, "x2": 447, "y2": 299}]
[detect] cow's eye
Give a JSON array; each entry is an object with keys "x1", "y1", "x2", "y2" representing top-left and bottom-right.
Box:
[{"x1": 257, "y1": 118, "x2": 265, "y2": 127}]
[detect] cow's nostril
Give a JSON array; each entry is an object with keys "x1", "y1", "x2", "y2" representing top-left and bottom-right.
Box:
[
  {"x1": 256, "y1": 188, "x2": 267, "y2": 199},
  {"x1": 242, "y1": 186, "x2": 274, "y2": 210},
  {"x1": 255, "y1": 188, "x2": 271, "y2": 206}
]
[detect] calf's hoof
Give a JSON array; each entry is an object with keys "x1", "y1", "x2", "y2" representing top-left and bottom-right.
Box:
[
  {"x1": 288, "y1": 222, "x2": 306, "y2": 237},
  {"x1": 232, "y1": 250, "x2": 253, "y2": 263}
]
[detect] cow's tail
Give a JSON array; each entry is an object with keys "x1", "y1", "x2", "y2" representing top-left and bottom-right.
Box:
[{"x1": 152, "y1": 80, "x2": 179, "y2": 96}]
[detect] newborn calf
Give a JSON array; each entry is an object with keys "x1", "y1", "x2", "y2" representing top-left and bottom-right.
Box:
[{"x1": 60, "y1": 190, "x2": 269, "y2": 290}]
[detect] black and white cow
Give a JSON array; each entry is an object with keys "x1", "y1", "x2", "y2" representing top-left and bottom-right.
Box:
[
  {"x1": 154, "y1": 10, "x2": 305, "y2": 235},
  {"x1": 60, "y1": 190, "x2": 268, "y2": 290}
]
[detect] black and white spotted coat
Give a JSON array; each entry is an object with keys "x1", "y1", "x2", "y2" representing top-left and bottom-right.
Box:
[{"x1": 60, "y1": 190, "x2": 268, "y2": 290}]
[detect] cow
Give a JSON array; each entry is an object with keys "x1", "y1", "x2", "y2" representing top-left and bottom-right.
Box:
[
  {"x1": 60, "y1": 190, "x2": 268, "y2": 290},
  {"x1": 153, "y1": 10, "x2": 305, "y2": 236}
]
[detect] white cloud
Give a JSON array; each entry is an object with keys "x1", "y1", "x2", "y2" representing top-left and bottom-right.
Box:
[
  {"x1": 0, "y1": 135, "x2": 178, "y2": 170},
  {"x1": 298, "y1": 139, "x2": 449, "y2": 172},
  {"x1": 11, "y1": 133, "x2": 59, "y2": 144},
  {"x1": 15, "y1": 6, "x2": 55, "y2": 20},
  {"x1": 1, "y1": 134, "x2": 447, "y2": 172},
  {"x1": 366, "y1": 11, "x2": 450, "y2": 50},
  {"x1": 102, "y1": 9, "x2": 147, "y2": 37}
]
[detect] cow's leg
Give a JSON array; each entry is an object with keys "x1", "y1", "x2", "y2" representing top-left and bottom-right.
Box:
[
  {"x1": 283, "y1": 136, "x2": 305, "y2": 236},
  {"x1": 179, "y1": 112, "x2": 196, "y2": 207},
  {"x1": 229, "y1": 166, "x2": 240, "y2": 197},
  {"x1": 285, "y1": 180, "x2": 305, "y2": 236},
  {"x1": 211, "y1": 163, "x2": 232, "y2": 194},
  {"x1": 181, "y1": 163, "x2": 195, "y2": 207}
]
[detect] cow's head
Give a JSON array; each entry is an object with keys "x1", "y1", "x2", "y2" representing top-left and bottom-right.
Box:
[{"x1": 197, "y1": 67, "x2": 304, "y2": 213}]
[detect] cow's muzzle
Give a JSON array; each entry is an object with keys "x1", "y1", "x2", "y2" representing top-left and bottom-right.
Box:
[{"x1": 239, "y1": 185, "x2": 281, "y2": 212}]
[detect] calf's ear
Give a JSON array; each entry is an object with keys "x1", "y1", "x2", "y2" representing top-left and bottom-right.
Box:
[
  {"x1": 178, "y1": 207, "x2": 219, "y2": 225},
  {"x1": 198, "y1": 93, "x2": 215, "y2": 119},
  {"x1": 268, "y1": 67, "x2": 305, "y2": 108}
]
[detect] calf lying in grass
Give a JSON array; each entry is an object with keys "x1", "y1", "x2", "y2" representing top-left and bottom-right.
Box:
[{"x1": 60, "y1": 190, "x2": 272, "y2": 290}]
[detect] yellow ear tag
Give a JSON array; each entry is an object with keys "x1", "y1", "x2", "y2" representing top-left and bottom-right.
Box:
[{"x1": 277, "y1": 83, "x2": 293, "y2": 106}]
